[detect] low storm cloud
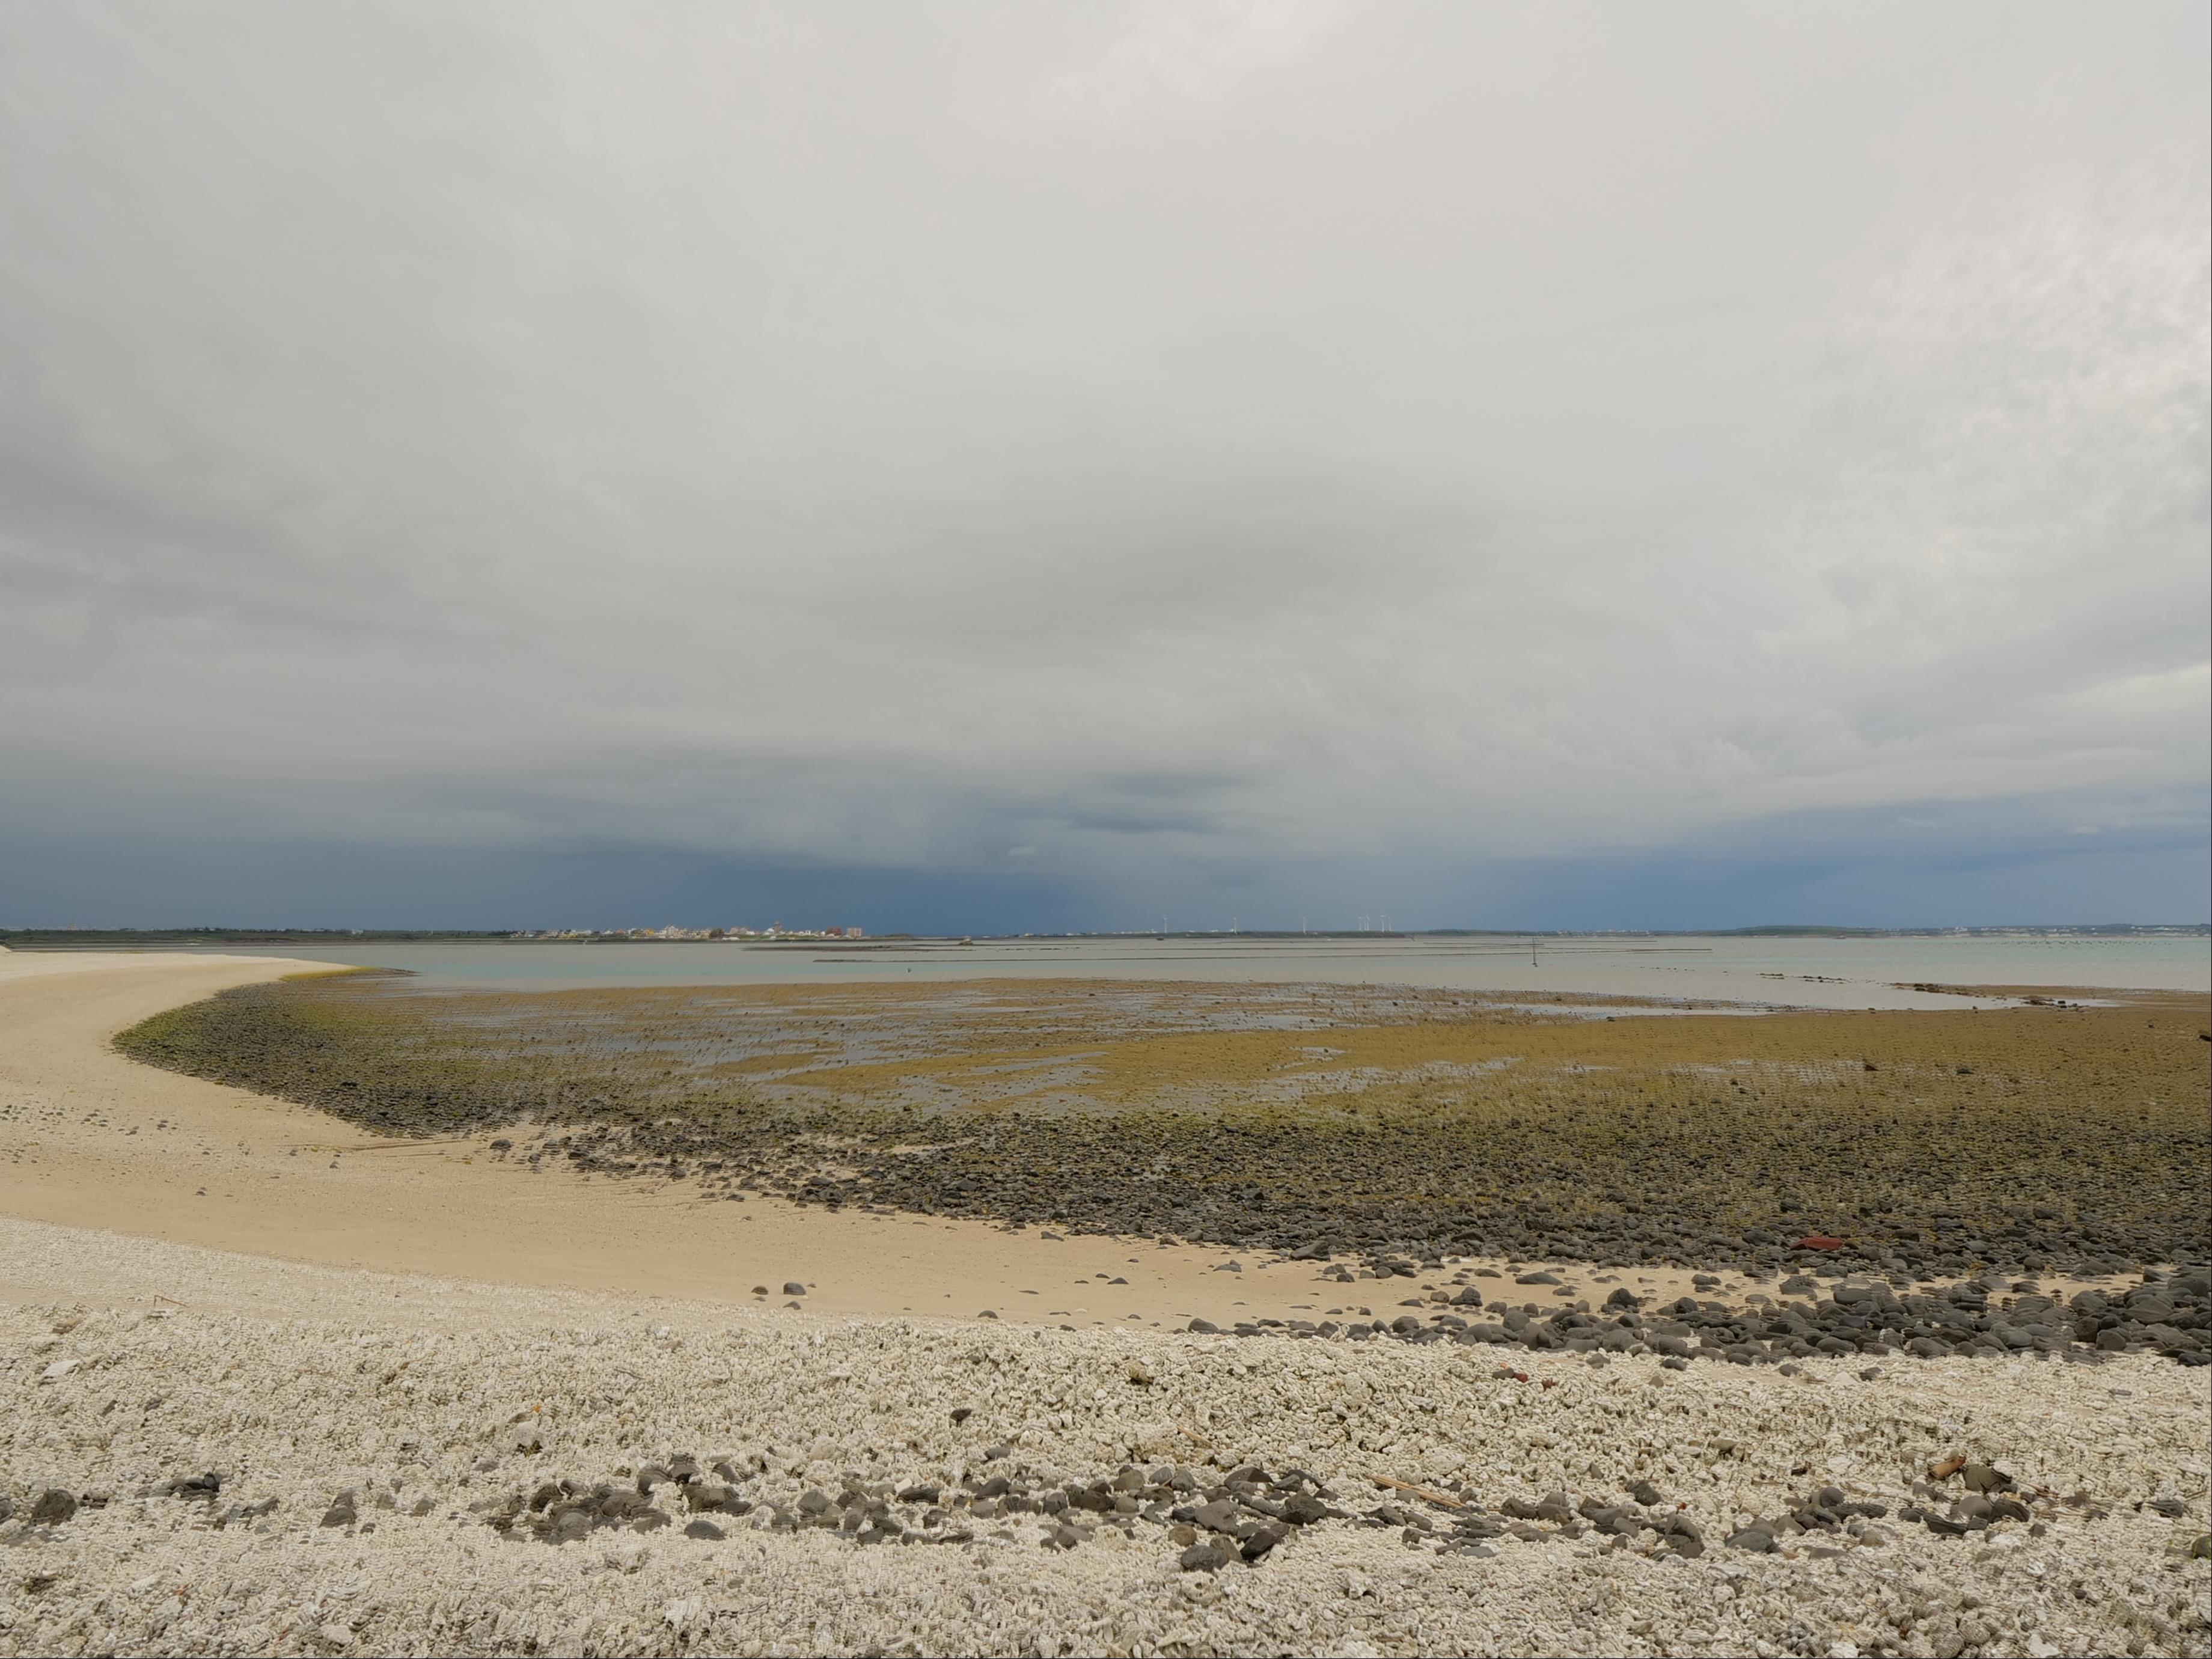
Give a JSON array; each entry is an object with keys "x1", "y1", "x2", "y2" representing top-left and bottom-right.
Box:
[{"x1": 2, "y1": 3, "x2": 2205, "y2": 929}]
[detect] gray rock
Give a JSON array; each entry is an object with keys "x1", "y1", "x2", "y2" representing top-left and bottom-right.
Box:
[
  {"x1": 1502, "y1": 1491, "x2": 1571, "y2": 1524},
  {"x1": 1241, "y1": 1523, "x2": 1286, "y2": 1560},
  {"x1": 782, "y1": 1282, "x2": 807, "y2": 1297},
  {"x1": 319, "y1": 1491, "x2": 356, "y2": 1528},
  {"x1": 1194, "y1": 1497, "x2": 1239, "y2": 1532},
  {"x1": 29, "y1": 1489, "x2": 77, "y2": 1526},
  {"x1": 1178, "y1": 1539, "x2": 1235, "y2": 1571},
  {"x1": 683, "y1": 1518, "x2": 724, "y2": 1539}
]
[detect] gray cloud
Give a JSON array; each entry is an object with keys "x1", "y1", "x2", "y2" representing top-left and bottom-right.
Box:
[{"x1": 0, "y1": 2, "x2": 2204, "y2": 925}]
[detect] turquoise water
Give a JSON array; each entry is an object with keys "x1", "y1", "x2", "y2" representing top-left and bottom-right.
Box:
[{"x1": 189, "y1": 932, "x2": 2209, "y2": 1009}]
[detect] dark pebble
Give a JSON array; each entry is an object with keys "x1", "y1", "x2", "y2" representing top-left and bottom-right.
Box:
[{"x1": 1241, "y1": 1523, "x2": 1286, "y2": 1560}]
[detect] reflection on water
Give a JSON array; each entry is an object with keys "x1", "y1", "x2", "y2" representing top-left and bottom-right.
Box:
[{"x1": 194, "y1": 932, "x2": 2209, "y2": 1007}]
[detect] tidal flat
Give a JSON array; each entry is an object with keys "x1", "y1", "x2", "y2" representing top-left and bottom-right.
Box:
[{"x1": 117, "y1": 974, "x2": 2211, "y2": 1287}]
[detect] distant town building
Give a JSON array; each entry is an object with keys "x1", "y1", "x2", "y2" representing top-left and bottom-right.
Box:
[{"x1": 509, "y1": 921, "x2": 863, "y2": 942}]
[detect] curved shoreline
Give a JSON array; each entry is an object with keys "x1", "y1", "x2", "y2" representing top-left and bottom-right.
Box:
[{"x1": 0, "y1": 950, "x2": 1467, "y2": 1327}]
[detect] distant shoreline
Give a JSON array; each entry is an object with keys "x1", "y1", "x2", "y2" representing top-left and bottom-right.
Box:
[{"x1": 6, "y1": 921, "x2": 2206, "y2": 949}]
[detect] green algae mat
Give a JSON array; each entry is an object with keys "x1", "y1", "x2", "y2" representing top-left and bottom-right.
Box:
[{"x1": 117, "y1": 974, "x2": 2211, "y2": 1278}]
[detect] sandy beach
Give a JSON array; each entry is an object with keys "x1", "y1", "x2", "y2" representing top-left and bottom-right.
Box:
[
  {"x1": 2, "y1": 950, "x2": 2207, "y2": 1657},
  {"x1": 0, "y1": 950, "x2": 1563, "y2": 1328}
]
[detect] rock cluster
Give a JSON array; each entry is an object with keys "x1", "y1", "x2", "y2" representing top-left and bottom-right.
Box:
[
  {"x1": 1188, "y1": 1266, "x2": 2212, "y2": 1367},
  {"x1": 462, "y1": 1450, "x2": 1360, "y2": 1565},
  {"x1": 1725, "y1": 1482, "x2": 1896, "y2": 1553}
]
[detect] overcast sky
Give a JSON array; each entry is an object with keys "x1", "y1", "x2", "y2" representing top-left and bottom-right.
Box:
[{"x1": 2, "y1": 2, "x2": 2205, "y2": 931}]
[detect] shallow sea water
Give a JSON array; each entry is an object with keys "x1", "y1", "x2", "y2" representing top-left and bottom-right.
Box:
[{"x1": 185, "y1": 931, "x2": 2208, "y2": 1008}]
